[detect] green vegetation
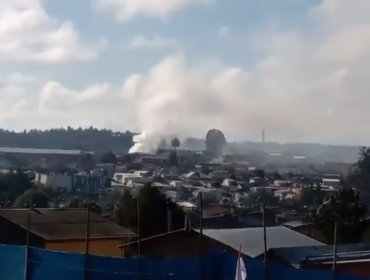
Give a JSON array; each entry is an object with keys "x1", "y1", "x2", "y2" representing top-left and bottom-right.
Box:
[
  {"x1": 116, "y1": 184, "x2": 184, "y2": 237},
  {"x1": 0, "y1": 127, "x2": 134, "y2": 153},
  {"x1": 14, "y1": 189, "x2": 50, "y2": 208},
  {"x1": 205, "y1": 129, "x2": 226, "y2": 158},
  {"x1": 244, "y1": 190, "x2": 280, "y2": 209},
  {"x1": 348, "y1": 147, "x2": 370, "y2": 200},
  {"x1": 0, "y1": 171, "x2": 34, "y2": 207},
  {"x1": 311, "y1": 188, "x2": 368, "y2": 244},
  {"x1": 99, "y1": 151, "x2": 117, "y2": 164}
]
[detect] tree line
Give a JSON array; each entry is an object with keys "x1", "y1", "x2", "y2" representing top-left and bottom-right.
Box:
[{"x1": 0, "y1": 127, "x2": 134, "y2": 153}]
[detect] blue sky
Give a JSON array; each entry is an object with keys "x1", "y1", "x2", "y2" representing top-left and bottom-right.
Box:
[
  {"x1": 1, "y1": 0, "x2": 370, "y2": 147},
  {"x1": 38, "y1": 0, "x2": 317, "y2": 86}
]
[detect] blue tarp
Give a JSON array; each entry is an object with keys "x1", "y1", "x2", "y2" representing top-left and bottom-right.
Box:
[
  {"x1": 0, "y1": 244, "x2": 25, "y2": 280},
  {"x1": 0, "y1": 245, "x2": 368, "y2": 280}
]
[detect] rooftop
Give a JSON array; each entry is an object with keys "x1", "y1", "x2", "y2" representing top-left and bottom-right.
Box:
[
  {"x1": 0, "y1": 208, "x2": 135, "y2": 240},
  {"x1": 271, "y1": 243, "x2": 370, "y2": 267},
  {"x1": 0, "y1": 147, "x2": 92, "y2": 155},
  {"x1": 197, "y1": 226, "x2": 324, "y2": 258}
]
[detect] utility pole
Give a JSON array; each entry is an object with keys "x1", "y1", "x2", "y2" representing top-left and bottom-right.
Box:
[
  {"x1": 84, "y1": 207, "x2": 91, "y2": 280},
  {"x1": 85, "y1": 207, "x2": 90, "y2": 255},
  {"x1": 137, "y1": 195, "x2": 141, "y2": 257},
  {"x1": 261, "y1": 203, "x2": 268, "y2": 280},
  {"x1": 24, "y1": 211, "x2": 30, "y2": 280},
  {"x1": 332, "y1": 221, "x2": 338, "y2": 280},
  {"x1": 199, "y1": 192, "x2": 204, "y2": 280},
  {"x1": 167, "y1": 200, "x2": 172, "y2": 233},
  {"x1": 24, "y1": 206, "x2": 42, "y2": 280}
]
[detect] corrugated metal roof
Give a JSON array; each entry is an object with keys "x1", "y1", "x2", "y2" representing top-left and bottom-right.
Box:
[
  {"x1": 0, "y1": 147, "x2": 92, "y2": 155},
  {"x1": 198, "y1": 226, "x2": 324, "y2": 258},
  {"x1": 271, "y1": 243, "x2": 370, "y2": 267},
  {"x1": 0, "y1": 209, "x2": 135, "y2": 240}
]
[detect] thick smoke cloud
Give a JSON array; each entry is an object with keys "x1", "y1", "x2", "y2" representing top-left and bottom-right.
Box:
[
  {"x1": 124, "y1": 0, "x2": 370, "y2": 152},
  {"x1": 2, "y1": 0, "x2": 370, "y2": 151}
]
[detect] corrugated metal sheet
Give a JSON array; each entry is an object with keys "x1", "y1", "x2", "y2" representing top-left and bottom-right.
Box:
[{"x1": 198, "y1": 226, "x2": 324, "y2": 258}]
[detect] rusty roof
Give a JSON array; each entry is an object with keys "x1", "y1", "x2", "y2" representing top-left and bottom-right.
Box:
[{"x1": 0, "y1": 208, "x2": 135, "y2": 241}]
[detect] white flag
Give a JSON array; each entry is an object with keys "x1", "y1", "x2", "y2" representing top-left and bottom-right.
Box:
[{"x1": 235, "y1": 247, "x2": 247, "y2": 280}]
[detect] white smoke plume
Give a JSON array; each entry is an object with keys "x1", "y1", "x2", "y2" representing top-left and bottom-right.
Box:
[
  {"x1": 2, "y1": 0, "x2": 370, "y2": 151},
  {"x1": 125, "y1": 0, "x2": 370, "y2": 152}
]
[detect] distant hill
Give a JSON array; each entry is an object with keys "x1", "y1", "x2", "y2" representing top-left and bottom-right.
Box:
[{"x1": 0, "y1": 128, "x2": 134, "y2": 154}]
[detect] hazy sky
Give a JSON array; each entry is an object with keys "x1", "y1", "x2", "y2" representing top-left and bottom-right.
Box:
[{"x1": 1, "y1": 0, "x2": 370, "y2": 146}]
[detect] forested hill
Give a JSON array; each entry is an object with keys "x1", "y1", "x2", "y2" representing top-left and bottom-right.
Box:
[{"x1": 0, "y1": 128, "x2": 134, "y2": 153}]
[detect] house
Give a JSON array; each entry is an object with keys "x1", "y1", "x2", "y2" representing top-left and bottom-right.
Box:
[
  {"x1": 193, "y1": 188, "x2": 222, "y2": 203},
  {"x1": 120, "y1": 226, "x2": 323, "y2": 259},
  {"x1": 182, "y1": 171, "x2": 211, "y2": 184},
  {"x1": 94, "y1": 163, "x2": 115, "y2": 177},
  {"x1": 209, "y1": 170, "x2": 230, "y2": 181},
  {"x1": 268, "y1": 243, "x2": 370, "y2": 278},
  {"x1": 0, "y1": 209, "x2": 135, "y2": 257},
  {"x1": 71, "y1": 173, "x2": 110, "y2": 193},
  {"x1": 321, "y1": 174, "x2": 342, "y2": 188},
  {"x1": 34, "y1": 173, "x2": 110, "y2": 194}
]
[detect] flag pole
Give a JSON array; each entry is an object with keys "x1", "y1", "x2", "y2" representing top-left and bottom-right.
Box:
[{"x1": 237, "y1": 244, "x2": 242, "y2": 280}]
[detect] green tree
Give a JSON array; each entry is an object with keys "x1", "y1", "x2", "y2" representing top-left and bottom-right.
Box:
[
  {"x1": 68, "y1": 197, "x2": 102, "y2": 214},
  {"x1": 313, "y1": 188, "x2": 368, "y2": 244},
  {"x1": 116, "y1": 184, "x2": 184, "y2": 237},
  {"x1": 14, "y1": 189, "x2": 50, "y2": 208},
  {"x1": 255, "y1": 169, "x2": 266, "y2": 179},
  {"x1": 78, "y1": 153, "x2": 95, "y2": 171},
  {"x1": 169, "y1": 137, "x2": 181, "y2": 166},
  {"x1": 99, "y1": 151, "x2": 117, "y2": 164},
  {"x1": 348, "y1": 147, "x2": 370, "y2": 200},
  {"x1": 68, "y1": 197, "x2": 81, "y2": 208},
  {"x1": 247, "y1": 190, "x2": 280, "y2": 208},
  {"x1": 299, "y1": 186, "x2": 326, "y2": 208},
  {"x1": 273, "y1": 171, "x2": 282, "y2": 180},
  {"x1": 171, "y1": 137, "x2": 180, "y2": 151},
  {"x1": 0, "y1": 170, "x2": 34, "y2": 204},
  {"x1": 205, "y1": 129, "x2": 226, "y2": 158}
]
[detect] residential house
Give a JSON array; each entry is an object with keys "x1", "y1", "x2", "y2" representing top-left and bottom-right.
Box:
[
  {"x1": 321, "y1": 174, "x2": 342, "y2": 189},
  {"x1": 35, "y1": 172, "x2": 110, "y2": 194},
  {"x1": 182, "y1": 171, "x2": 211, "y2": 184}
]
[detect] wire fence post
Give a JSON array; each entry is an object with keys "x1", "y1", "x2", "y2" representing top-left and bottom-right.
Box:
[
  {"x1": 137, "y1": 195, "x2": 141, "y2": 257},
  {"x1": 199, "y1": 192, "x2": 204, "y2": 280},
  {"x1": 24, "y1": 211, "x2": 30, "y2": 280},
  {"x1": 84, "y1": 207, "x2": 90, "y2": 280},
  {"x1": 261, "y1": 203, "x2": 268, "y2": 280}
]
